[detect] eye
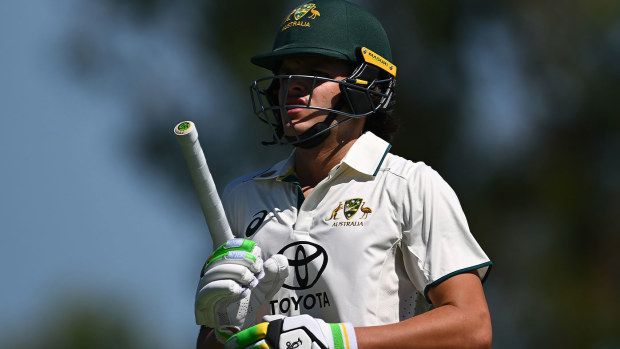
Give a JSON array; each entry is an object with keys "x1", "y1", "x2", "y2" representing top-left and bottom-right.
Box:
[
  {"x1": 313, "y1": 70, "x2": 331, "y2": 78},
  {"x1": 276, "y1": 65, "x2": 295, "y2": 75}
]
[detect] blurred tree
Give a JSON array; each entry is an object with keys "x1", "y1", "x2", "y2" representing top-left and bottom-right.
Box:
[{"x1": 2, "y1": 297, "x2": 161, "y2": 349}]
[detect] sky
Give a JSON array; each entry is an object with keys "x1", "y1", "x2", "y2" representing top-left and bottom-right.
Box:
[{"x1": 0, "y1": 1, "x2": 207, "y2": 346}]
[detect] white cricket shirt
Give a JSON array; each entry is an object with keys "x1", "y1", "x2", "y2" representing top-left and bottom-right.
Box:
[{"x1": 222, "y1": 132, "x2": 491, "y2": 326}]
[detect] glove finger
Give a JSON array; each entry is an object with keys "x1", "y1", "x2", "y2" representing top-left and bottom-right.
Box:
[
  {"x1": 250, "y1": 254, "x2": 289, "y2": 305},
  {"x1": 217, "y1": 257, "x2": 287, "y2": 334},
  {"x1": 262, "y1": 314, "x2": 286, "y2": 322},
  {"x1": 205, "y1": 239, "x2": 264, "y2": 275},
  {"x1": 260, "y1": 254, "x2": 289, "y2": 283},
  {"x1": 195, "y1": 279, "x2": 249, "y2": 326},
  {"x1": 196, "y1": 279, "x2": 247, "y2": 311},
  {"x1": 215, "y1": 330, "x2": 268, "y2": 347},
  {"x1": 246, "y1": 339, "x2": 270, "y2": 349},
  {"x1": 246, "y1": 339, "x2": 271, "y2": 349},
  {"x1": 240, "y1": 256, "x2": 288, "y2": 330},
  {"x1": 225, "y1": 322, "x2": 269, "y2": 349},
  {"x1": 199, "y1": 263, "x2": 259, "y2": 289},
  {"x1": 229, "y1": 339, "x2": 270, "y2": 349},
  {"x1": 207, "y1": 251, "x2": 263, "y2": 272}
]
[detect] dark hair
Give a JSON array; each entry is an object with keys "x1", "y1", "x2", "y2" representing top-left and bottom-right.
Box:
[{"x1": 363, "y1": 89, "x2": 399, "y2": 143}]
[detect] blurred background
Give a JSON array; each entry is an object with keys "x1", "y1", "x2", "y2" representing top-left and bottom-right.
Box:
[{"x1": 1, "y1": 0, "x2": 618, "y2": 347}]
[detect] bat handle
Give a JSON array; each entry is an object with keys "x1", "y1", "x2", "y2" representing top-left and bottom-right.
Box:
[{"x1": 175, "y1": 121, "x2": 235, "y2": 248}]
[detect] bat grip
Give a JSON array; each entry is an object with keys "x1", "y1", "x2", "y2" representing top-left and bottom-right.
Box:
[{"x1": 175, "y1": 122, "x2": 235, "y2": 247}]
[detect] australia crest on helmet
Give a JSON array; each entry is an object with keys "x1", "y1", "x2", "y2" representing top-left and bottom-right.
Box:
[{"x1": 282, "y1": 3, "x2": 320, "y2": 31}]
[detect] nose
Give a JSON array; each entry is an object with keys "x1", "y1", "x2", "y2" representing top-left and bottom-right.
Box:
[{"x1": 280, "y1": 75, "x2": 310, "y2": 98}]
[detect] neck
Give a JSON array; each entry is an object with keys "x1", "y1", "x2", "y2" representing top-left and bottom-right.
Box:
[
  {"x1": 293, "y1": 134, "x2": 357, "y2": 192},
  {"x1": 292, "y1": 116, "x2": 366, "y2": 196}
]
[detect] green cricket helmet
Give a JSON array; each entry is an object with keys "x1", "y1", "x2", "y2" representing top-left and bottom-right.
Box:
[{"x1": 249, "y1": 0, "x2": 397, "y2": 148}]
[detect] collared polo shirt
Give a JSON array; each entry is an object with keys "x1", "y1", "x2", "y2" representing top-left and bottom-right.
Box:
[{"x1": 222, "y1": 132, "x2": 491, "y2": 326}]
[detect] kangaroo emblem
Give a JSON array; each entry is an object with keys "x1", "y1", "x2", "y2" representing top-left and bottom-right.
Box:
[
  {"x1": 360, "y1": 202, "x2": 372, "y2": 219},
  {"x1": 326, "y1": 202, "x2": 343, "y2": 220}
]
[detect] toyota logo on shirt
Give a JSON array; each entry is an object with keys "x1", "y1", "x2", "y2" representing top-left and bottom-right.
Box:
[{"x1": 278, "y1": 241, "x2": 328, "y2": 290}]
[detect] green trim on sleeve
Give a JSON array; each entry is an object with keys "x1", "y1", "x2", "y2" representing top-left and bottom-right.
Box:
[
  {"x1": 373, "y1": 144, "x2": 392, "y2": 176},
  {"x1": 423, "y1": 262, "x2": 493, "y2": 304},
  {"x1": 277, "y1": 171, "x2": 305, "y2": 210},
  {"x1": 295, "y1": 185, "x2": 305, "y2": 211}
]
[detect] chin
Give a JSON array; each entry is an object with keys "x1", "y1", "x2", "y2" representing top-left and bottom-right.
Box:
[
  {"x1": 283, "y1": 124, "x2": 310, "y2": 136},
  {"x1": 284, "y1": 131, "x2": 308, "y2": 138}
]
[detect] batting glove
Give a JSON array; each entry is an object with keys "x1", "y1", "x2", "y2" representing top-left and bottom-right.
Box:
[
  {"x1": 225, "y1": 315, "x2": 358, "y2": 349},
  {"x1": 195, "y1": 238, "x2": 289, "y2": 342}
]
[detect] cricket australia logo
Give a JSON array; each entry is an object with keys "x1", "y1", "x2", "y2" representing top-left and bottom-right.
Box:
[
  {"x1": 282, "y1": 3, "x2": 320, "y2": 31},
  {"x1": 325, "y1": 198, "x2": 372, "y2": 227},
  {"x1": 343, "y1": 198, "x2": 362, "y2": 219}
]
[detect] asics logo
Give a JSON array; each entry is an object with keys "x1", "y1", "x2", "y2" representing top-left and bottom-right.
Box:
[{"x1": 245, "y1": 210, "x2": 268, "y2": 237}]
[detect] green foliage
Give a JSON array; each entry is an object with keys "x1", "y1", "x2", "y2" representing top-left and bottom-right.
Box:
[{"x1": 2, "y1": 297, "x2": 162, "y2": 349}]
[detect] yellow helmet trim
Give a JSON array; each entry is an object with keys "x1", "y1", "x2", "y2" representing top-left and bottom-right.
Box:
[{"x1": 361, "y1": 47, "x2": 397, "y2": 77}]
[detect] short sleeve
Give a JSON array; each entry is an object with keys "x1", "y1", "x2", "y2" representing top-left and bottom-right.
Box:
[{"x1": 400, "y1": 163, "x2": 492, "y2": 303}]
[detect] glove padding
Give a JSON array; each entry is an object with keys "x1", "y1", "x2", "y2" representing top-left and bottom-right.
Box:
[
  {"x1": 195, "y1": 239, "x2": 289, "y2": 341},
  {"x1": 225, "y1": 315, "x2": 358, "y2": 349}
]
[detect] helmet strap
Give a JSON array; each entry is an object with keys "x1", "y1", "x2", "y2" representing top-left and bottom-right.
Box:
[{"x1": 285, "y1": 98, "x2": 346, "y2": 149}]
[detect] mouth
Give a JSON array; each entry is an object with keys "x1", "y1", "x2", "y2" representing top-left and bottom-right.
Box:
[{"x1": 285, "y1": 98, "x2": 308, "y2": 115}]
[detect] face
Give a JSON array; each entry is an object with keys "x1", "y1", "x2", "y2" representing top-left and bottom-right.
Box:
[{"x1": 277, "y1": 55, "x2": 352, "y2": 137}]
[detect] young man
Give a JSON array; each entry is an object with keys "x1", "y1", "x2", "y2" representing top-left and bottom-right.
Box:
[{"x1": 195, "y1": 1, "x2": 492, "y2": 348}]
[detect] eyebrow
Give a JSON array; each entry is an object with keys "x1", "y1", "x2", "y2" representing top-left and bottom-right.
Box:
[{"x1": 278, "y1": 63, "x2": 348, "y2": 76}]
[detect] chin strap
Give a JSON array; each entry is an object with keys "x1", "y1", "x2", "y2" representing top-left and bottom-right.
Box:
[
  {"x1": 285, "y1": 98, "x2": 347, "y2": 149},
  {"x1": 288, "y1": 112, "x2": 338, "y2": 149},
  {"x1": 261, "y1": 122, "x2": 284, "y2": 146}
]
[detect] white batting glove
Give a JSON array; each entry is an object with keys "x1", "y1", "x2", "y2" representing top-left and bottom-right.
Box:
[
  {"x1": 225, "y1": 314, "x2": 358, "y2": 349},
  {"x1": 195, "y1": 238, "x2": 289, "y2": 342}
]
